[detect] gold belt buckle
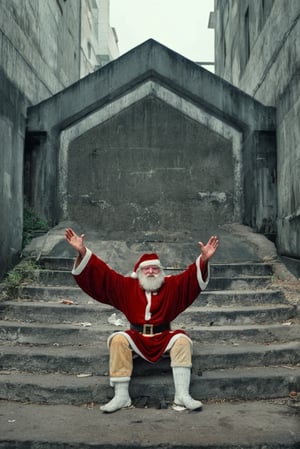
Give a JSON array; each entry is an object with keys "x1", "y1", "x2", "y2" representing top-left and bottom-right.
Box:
[{"x1": 143, "y1": 324, "x2": 154, "y2": 335}]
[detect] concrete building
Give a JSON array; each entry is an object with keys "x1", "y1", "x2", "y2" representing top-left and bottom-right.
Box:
[
  {"x1": 96, "y1": 0, "x2": 119, "y2": 68},
  {"x1": 25, "y1": 38, "x2": 275, "y2": 262},
  {"x1": 0, "y1": 0, "x2": 118, "y2": 279},
  {"x1": 211, "y1": 0, "x2": 300, "y2": 261},
  {"x1": 80, "y1": 0, "x2": 119, "y2": 77},
  {"x1": 0, "y1": 0, "x2": 299, "y2": 282}
]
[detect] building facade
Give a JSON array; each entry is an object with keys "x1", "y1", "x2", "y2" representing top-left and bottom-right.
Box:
[
  {"x1": 0, "y1": 0, "x2": 118, "y2": 278},
  {"x1": 80, "y1": 0, "x2": 119, "y2": 77},
  {"x1": 212, "y1": 0, "x2": 300, "y2": 260}
]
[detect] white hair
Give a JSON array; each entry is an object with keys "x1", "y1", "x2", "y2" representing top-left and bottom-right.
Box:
[{"x1": 137, "y1": 269, "x2": 165, "y2": 292}]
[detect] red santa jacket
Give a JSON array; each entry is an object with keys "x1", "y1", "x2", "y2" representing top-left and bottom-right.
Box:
[{"x1": 72, "y1": 249, "x2": 210, "y2": 362}]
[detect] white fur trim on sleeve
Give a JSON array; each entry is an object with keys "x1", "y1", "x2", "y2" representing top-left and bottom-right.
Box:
[
  {"x1": 196, "y1": 255, "x2": 210, "y2": 290},
  {"x1": 72, "y1": 248, "x2": 92, "y2": 275}
]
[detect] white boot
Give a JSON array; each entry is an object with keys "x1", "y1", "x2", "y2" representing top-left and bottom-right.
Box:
[
  {"x1": 172, "y1": 367, "x2": 202, "y2": 411},
  {"x1": 100, "y1": 377, "x2": 132, "y2": 413}
]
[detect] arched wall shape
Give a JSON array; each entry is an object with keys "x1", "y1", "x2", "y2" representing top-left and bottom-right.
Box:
[
  {"x1": 27, "y1": 39, "x2": 275, "y2": 236},
  {"x1": 59, "y1": 80, "x2": 242, "y2": 239}
]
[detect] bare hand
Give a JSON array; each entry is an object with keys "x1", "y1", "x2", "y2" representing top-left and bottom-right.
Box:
[
  {"x1": 65, "y1": 228, "x2": 86, "y2": 256},
  {"x1": 198, "y1": 236, "x2": 219, "y2": 262}
]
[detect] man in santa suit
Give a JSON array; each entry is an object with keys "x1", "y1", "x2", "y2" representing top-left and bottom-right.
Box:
[{"x1": 65, "y1": 228, "x2": 219, "y2": 413}]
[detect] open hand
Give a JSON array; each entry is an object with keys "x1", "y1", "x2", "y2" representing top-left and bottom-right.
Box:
[
  {"x1": 198, "y1": 236, "x2": 219, "y2": 262},
  {"x1": 65, "y1": 228, "x2": 86, "y2": 256}
]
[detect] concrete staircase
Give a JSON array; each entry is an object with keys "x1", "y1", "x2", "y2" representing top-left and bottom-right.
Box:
[{"x1": 0, "y1": 254, "x2": 300, "y2": 448}]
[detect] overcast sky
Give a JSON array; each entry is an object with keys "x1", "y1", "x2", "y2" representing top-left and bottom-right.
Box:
[{"x1": 110, "y1": 0, "x2": 215, "y2": 66}]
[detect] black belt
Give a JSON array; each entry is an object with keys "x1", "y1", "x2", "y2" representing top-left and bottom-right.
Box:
[{"x1": 130, "y1": 323, "x2": 170, "y2": 335}]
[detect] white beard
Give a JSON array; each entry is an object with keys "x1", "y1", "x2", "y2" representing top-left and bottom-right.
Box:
[{"x1": 138, "y1": 270, "x2": 165, "y2": 292}]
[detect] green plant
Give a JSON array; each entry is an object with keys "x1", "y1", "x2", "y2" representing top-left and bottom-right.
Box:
[
  {"x1": 23, "y1": 207, "x2": 49, "y2": 247},
  {"x1": 3, "y1": 259, "x2": 39, "y2": 297},
  {"x1": 4, "y1": 269, "x2": 23, "y2": 296}
]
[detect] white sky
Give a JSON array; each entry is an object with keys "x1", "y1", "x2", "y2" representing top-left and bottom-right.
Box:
[{"x1": 110, "y1": 0, "x2": 215, "y2": 65}]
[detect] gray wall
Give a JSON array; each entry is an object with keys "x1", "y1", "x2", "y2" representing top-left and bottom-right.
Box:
[
  {"x1": 213, "y1": 0, "x2": 300, "y2": 258},
  {"x1": 0, "y1": 69, "x2": 27, "y2": 271},
  {"x1": 68, "y1": 96, "x2": 234, "y2": 238},
  {"x1": 1, "y1": 0, "x2": 296, "y2": 280},
  {"x1": 26, "y1": 40, "x2": 275, "y2": 247},
  {"x1": 0, "y1": 0, "x2": 81, "y2": 278}
]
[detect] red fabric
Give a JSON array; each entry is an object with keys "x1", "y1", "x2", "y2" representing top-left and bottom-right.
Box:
[
  {"x1": 133, "y1": 253, "x2": 160, "y2": 273},
  {"x1": 73, "y1": 253, "x2": 208, "y2": 362}
]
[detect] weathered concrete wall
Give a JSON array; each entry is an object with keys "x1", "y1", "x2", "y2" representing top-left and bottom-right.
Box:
[
  {"x1": 242, "y1": 131, "x2": 277, "y2": 238},
  {"x1": 67, "y1": 96, "x2": 234, "y2": 238},
  {"x1": 213, "y1": 0, "x2": 300, "y2": 258},
  {"x1": 0, "y1": 69, "x2": 27, "y2": 276},
  {"x1": 27, "y1": 40, "x2": 275, "y2": 243},
  {"x1": 276, "y1": 73, "x2": 300, "y2": 256},
  {"x1": 0, "y1": 0, "x2": 81, "y2": 103},
  {"x1": 0, "y1": 0, "x2": 81, "y2": 278}
]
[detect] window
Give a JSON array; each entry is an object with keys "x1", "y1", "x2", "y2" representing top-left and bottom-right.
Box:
[{"x1": 244, "y1": 7, "x2": 250, "y2": 63}]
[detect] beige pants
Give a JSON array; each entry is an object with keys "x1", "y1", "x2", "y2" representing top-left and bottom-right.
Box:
[{"x1": 109, "y1": 333, "x2": 192, "y2": 378}]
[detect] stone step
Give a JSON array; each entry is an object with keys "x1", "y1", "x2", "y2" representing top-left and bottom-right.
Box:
[
  {"x1": 10, "y1": 286, "x2": 286, "y2": 306},
  {"x1": 0, "y1": 366, "x2": 299, "y2": 404},
  {"x1": 0, "y1": 301, "x2": 296, "y2": 325},
  {"x1": 37, "y1": 257, "x2": 74, "y2": 270},
  {"x1": 24, "y1": 269, "x2": 272, "y2": 290},
  {"x1": 1, "y1": 341, "x2": 299, "y2": 375},
  {"x1": 1, "y1": 400, "x2": 299, "y2": 449},
  {"x1": 1, "y1": 254, "x2": 298, "y2": 449},
  {"x1": 211, "y1": 262, "x2": 274, "y2": 277},
  {"x1": 0, "y1": 320, "x2": 298, "y2": 345},
  {"x1": 37, "y1": 257, "x2": 274, "y2": 276},
  {"x1": 174, "y1": 304, "x2": 297, "y2": 325},
  {"x1": 132, "y1": 366, "x2": 300, "y2": 403}
]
